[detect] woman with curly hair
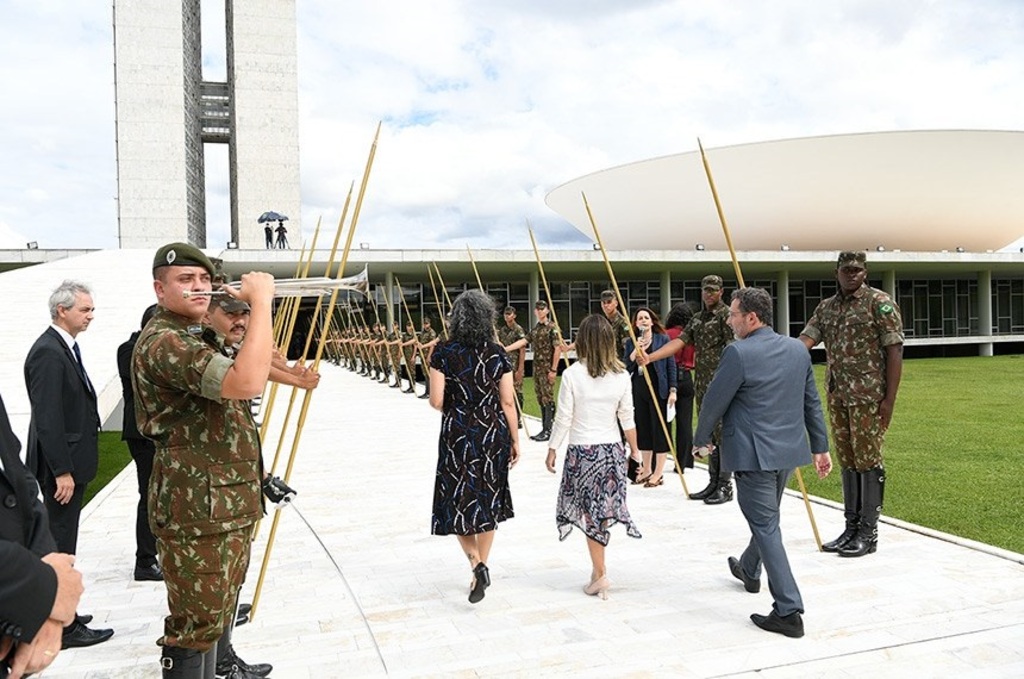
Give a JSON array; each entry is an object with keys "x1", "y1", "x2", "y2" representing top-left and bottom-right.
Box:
[
  {"x1": 428, "y1": 289, "x2": 519, "y2": 604},
  {"x1": 546, "y1": 314, "x2": 642, "y2": 599}
]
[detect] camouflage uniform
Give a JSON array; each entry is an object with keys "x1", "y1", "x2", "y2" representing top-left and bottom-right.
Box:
[
  {"x1": 801, "y1": 283, "x2": 904, "y2": 470},
  {"x1": 496, "y1": 320, "x2": 526, "y2": 402},
  {"x1": 401, "y1": 328, "x2": 418, "y2": 387},
  {"x1": 386, "y1": 328, "x2": 403, "y2": 384},
  {"x1": 524, "y1": 321, "x2": 561, "y2": 406},
  {"x1": 132, "y1": 307, "x2": 261, "y2": 652},
  {"x1": 605, "y1": 311, "x2": 631, "y2": 350}
]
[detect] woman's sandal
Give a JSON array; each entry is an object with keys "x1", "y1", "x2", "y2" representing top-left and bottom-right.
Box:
[
  {"x1": 644, "y1": 476, "x2": 664, "y2": 488},
  {"x1": 632, "y1": 473, "x2": 652, "y2": 485}
]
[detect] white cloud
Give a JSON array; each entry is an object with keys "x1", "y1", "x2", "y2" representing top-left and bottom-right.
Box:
[{"x1": 1, "y1": 0, "x2": 1022, "y2": 251}]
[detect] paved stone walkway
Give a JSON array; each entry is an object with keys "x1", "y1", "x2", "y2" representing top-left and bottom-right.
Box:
[{"x1": 43, "y1": 364, "x2": 1024, "y2": 678}]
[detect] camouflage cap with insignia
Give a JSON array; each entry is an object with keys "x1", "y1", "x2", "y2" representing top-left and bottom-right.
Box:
[
  {"x1": 503, "y1": 306, "x2": 516, "y2": 315},
  {"x1": 152, "y1": 242, "x2": 215, "y2": 277},
  {"x1": 535, "y1": 299, "x2": 548, "y2": 309},
  {"x1": 837, "y1": 251, "x2": 867, "y2": 269},
  {"x1": 701, "y1": 274, "x2": 723, "y2": 290}
]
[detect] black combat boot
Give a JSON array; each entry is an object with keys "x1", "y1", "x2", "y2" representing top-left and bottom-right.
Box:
[
  {"x1": 689, "y1": 449, "x2": 720, "y2": 500},
  {"x1": 839, "y1": 466, "x2": 884, "y2": 558},
  {"x1": 822, "y1": 467, "x2": 860, "y2": 553},
  {"x1": 703, "y1": 469, "x2": 733, "y2": 505},
  {"x1": 530, "y1": 405, "x2": 553, "y2": 442},
  {"x1": 160, "y1": 645, "x2": 204, "y2": 679},
  {"x1": 215, "y1": 624, "x2": 272, "y2": 678}
]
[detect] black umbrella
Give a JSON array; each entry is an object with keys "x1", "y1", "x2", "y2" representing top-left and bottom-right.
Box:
[{"x1": 258, "y1": 211, "x2": 289, "y2": 223}]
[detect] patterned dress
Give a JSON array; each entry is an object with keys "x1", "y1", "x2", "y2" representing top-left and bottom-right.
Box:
[
  {"x1": 429, "y1": 340, "x2": 515, "y2": 535},
  {"x1": 549, "y1": 363, "x2": 642, "y2": 546}
]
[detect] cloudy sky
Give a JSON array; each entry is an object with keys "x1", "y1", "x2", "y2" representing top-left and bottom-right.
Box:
[{"x1": 1, "y1": 0, "x2": 1023, "y2": 251}]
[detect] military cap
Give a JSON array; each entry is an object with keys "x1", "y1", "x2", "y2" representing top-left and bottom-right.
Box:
[
  {"x1": 503, "y1": 306, "x2": 516, "y2": 315},
  {"x1": 701, "y1": 274, "x2": 723, "y2": 291},
  {"x1": 153, "y1": 242, "x2": 215, "y2": 277},
  {"x1": 600, "y1": 289, "x2": 617, "y2": 302},
  {"x1": 534, "y1": 300, "x2": 548, "y2": 309},
  {"x1": 837, "y1": 251, "x2": 867, "y2": 269},
  {"x1": 213, "y1": 297, "x2": 250, "y2": 314}
]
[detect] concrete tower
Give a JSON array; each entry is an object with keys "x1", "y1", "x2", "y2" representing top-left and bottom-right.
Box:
[{"x1": 113, "y1": 0, "x2": 301, "y2": 250}]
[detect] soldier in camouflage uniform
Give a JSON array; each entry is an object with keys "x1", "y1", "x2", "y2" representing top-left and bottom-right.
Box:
[
  {"x1": 600, "y1": 289, "x2": 631, "y2": 349},
  {"x1": 496, "y1": 306, "x2": 526, "y2": 422},
  {"x1": 132, "y1": 243, "x2": 276, "y2": 678},
  {"x1": 642, "y1": 274, "x2": 734, "y2": 504},
  {"x1": 401, "y1": 321, "x2": 419, "y2": 394},
  {"x1": 417, "y1": 317, "x2": 439, "y2": 400},
  {"x1": 386, "y1": 323, "x2": 403, "y2": 389},
  {"x1": 801, "y1": 251, "x2": 903, "y2": 558},
  {"x1": 504, "y1": 300, "x2": 561, "y2": 441}
]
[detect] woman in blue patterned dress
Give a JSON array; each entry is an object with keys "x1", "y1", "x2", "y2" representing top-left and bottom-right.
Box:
[
  {"x1": 429, "y1": 289, "x2": 520, "y2": 604},
  {"x1": 545, "y1": 314, "x2": 642, "y2": 599}
]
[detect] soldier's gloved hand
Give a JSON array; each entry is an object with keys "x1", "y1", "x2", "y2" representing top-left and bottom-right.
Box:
[{"x1": 262, "y1": 475, "x2": 297, "y2": 506}]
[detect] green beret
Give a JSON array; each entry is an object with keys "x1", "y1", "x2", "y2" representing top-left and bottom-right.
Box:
[{"x1": 153, "y1": 242, "x2": 215, "y2": 277}]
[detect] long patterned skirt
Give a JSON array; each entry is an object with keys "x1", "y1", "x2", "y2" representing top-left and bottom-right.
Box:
[{"x1": 556, "y1": 442, "x2": 641, "y2": 546}]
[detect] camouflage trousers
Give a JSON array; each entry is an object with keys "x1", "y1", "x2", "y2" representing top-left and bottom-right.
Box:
[
  {"x1": 534, "y1": 361, "x2": 555, "y2": 406},
  {"x1": 157, "y1": 527, "x2": 252, "y2": 651},
  {"x1": 827, "y1": 398, "x2": 887, "y2": 471}
]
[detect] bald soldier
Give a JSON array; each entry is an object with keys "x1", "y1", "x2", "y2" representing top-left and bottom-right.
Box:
[{"x1": 132, "y1": 243, "x2": 275, "y2": 678}]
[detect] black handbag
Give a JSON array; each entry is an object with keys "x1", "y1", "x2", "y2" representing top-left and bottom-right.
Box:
[{"x1": 627, "y1": 455, "x2": 640, "y2": 482}]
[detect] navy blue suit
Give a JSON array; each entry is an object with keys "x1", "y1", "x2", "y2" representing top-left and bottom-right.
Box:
[
  {"x1": 694, "y1": 326, "x2": 828, "y2": 616},
  {"x1": 24, "y1": 327, "x2": 100, "y2": 555}
]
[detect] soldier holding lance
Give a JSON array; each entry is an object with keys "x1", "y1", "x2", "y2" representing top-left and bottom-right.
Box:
[
  {"x1": 496, "y1": 306, "x2": 527, "y2": 425},
  {"x1": 132, "y1": 243, "x2": 275, "y2": 678},
  {"x1": 417, "y1": 317, "x2": 440, "y2": 400},
  {"x1": 504, "y1": 300, "x2": 562, "y2": 442},
  {"x1": 800, "y1": 251, "x2": 903, "y2": 558}
]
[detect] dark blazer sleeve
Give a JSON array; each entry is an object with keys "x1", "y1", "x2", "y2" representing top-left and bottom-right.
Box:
[
  {"x1": 802, "y1": 358, "x2": 829, "y2": 453},
  {"x1": 117, "y1": 335, "x2": 142, "y2": 440},
  {"x1": 0, "y1": 541, "x2": 57, "y2": 643}
]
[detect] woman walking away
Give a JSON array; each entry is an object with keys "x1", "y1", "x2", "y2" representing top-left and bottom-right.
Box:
[
  {"x1": 546, "y1": 314, "x2": 642, "y2": 599},
  {"x1": 429, "y1": 289, "x2": 519, "y2": 604},
  {"x1": 624, "y1": 307, "x2": 677, "y2": 487}
]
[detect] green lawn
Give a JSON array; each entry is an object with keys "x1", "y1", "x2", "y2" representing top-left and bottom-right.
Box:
[
  {"x1": 523, "y1": 355, "x2": 1024, "y2": 554},
  {"x1": 84, "y1": 432, "x2": 132, "y2": 506}
]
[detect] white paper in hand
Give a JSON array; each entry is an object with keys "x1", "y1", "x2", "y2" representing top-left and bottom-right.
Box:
[{"x1": 666, "y1": 403, "x2": 675, "y2": 423}]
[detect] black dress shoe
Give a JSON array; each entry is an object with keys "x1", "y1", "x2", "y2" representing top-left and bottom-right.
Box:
[
  {"x1": 750, "y1": 610, "x2": 804, "y2": 638},
  {"x1": 217, "y1": 644, "x2": 272, "y2": 678},
  {"x1": 468, "y1": 562, "x2": 490, "y2": 604},
  {"x1": 75, "y1": 613, "x2": 93, "y2": 625},
  {"x1": 727, "y1": 556, "x2": 761, "y2": 593},
  {"x1": 134, "y1": 562, "x2": 164, "y2": 581},
  {"x1": 62, "y1": 620, "x2": 115, "y2": 649}
]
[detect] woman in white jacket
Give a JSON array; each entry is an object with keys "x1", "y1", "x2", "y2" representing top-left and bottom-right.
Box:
[{"x1": 546, "y1": 314, "x2": 642, "y2": 599}]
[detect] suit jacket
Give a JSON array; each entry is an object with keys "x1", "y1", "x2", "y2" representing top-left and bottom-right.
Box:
[
  {"x1": 694, "y1": 326, "x2": 828, "y2": 473},
  {"x1": 24, "y1": 327, "x2": 101, "y2": 486},
  {"x1": 624, "y1": 332, "x2": 678, "y2": 400},
  {"x1": 118, "y1": 331, "x2": 146, "y2": 442},
  {"x1": 0, "y1": 391, "x2": 59, "y2": 645}
]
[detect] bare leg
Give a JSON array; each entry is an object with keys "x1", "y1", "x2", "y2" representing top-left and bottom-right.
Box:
[
  {"x1": 651, "y1": 453, "x2": 666, "y2": 482},
  {"x1": 640, "y1": 451, "x2": 653, "y2": 479},
  {"x1": 585, "y1": 537, "x2": 606, "y2": 581},
  {"x1": 475, "y1": 530, "x2": 496, "y2": 565},
  {"x1": 455, "y1": 534, "x2": 480, "y2": 568}
]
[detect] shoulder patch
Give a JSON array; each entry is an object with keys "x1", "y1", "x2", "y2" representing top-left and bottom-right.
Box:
[{"x1": 878, "y1": 303, "x2": 894, "y2": 315}]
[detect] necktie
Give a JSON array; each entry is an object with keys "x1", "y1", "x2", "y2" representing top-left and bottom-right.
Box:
[{"x1": 72, "y1": 342, "x2": 95, "y2": 395}]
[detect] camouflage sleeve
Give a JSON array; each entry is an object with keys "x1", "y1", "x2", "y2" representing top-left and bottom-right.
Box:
[
  {"x1": 800, "y1": 305, "x2": 822, "y2": 344},
  {"x1": 524, "y1": 327, "x2": 536, "y2": 344},
  {"x1": 874, "y1": 294, "x2": 905, "y2": 346},
  {"x1": 513, "y1": 325, "x2": 526, "y2": 342},
  {"x1": 142, "y1": 330, "x2": 232, "y2": 403},
  {"x1": 717, "y1": 312, "x2": 733, "y2": 345}
]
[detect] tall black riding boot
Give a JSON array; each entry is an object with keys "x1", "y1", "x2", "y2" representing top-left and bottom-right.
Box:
[
  {"x1": 160, "y1": 646, "x2": 204, "y2": 679},
  {"x1": 689, "y1": 449, "x2": 720, "y2": 500},
  {"x1": 839, "y1": 466, "x2": 884, "y2": 558},
  {"x1": 704, "y1": 468, "x2": 733, "y2": 504},
  {"x1": 531, "y1": 404, "x2": 553, "y2": 441},
  {"x1": 215, "y1": 622, "x2": 272, "y2": 678},
  {"x1": 822, "y1": 467, "x2": 860, "y2": 553}
]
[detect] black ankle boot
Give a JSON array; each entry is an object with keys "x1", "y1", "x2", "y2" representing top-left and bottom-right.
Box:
[
  {"x1": 160, "y1": 645, "x2": 204, "y2": 678},
  {"x1": 690, "y1": 449, "x2": 720, "y2": 500},
  {"x1": 531, "y1": 404, "x2": 553, "y2": 441},
  {"x1": 215, "y1": 623, "x2": 272, "y2": 678},
  {"x1": 823, "y1": 467, "x2": 860, "y2": 553},
  {"x1": 840, "y1": 466, "x2": 884, "y2": 557},
  {"x1": 703, "y1": 471, "x2": 733, "y2": 505}
]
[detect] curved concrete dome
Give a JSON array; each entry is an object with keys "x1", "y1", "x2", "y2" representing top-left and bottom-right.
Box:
[{"x1": 546, "y1": 130, "x2": 1024, "y2": 252}]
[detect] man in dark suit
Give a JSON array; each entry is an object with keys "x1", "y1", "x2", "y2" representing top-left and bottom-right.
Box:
[
  {"x1": 23, "y1": 280, "x2": 113, "y2": 649},
  {"x1": 1, "y1": 389, "x2": 85, "y2": 678},
  {"x1": 694, "y1": 287, "x2": 832, "y2": 638},
  {"x1": 117, "y1": 304, "x2": 163, "y2": 582}
]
